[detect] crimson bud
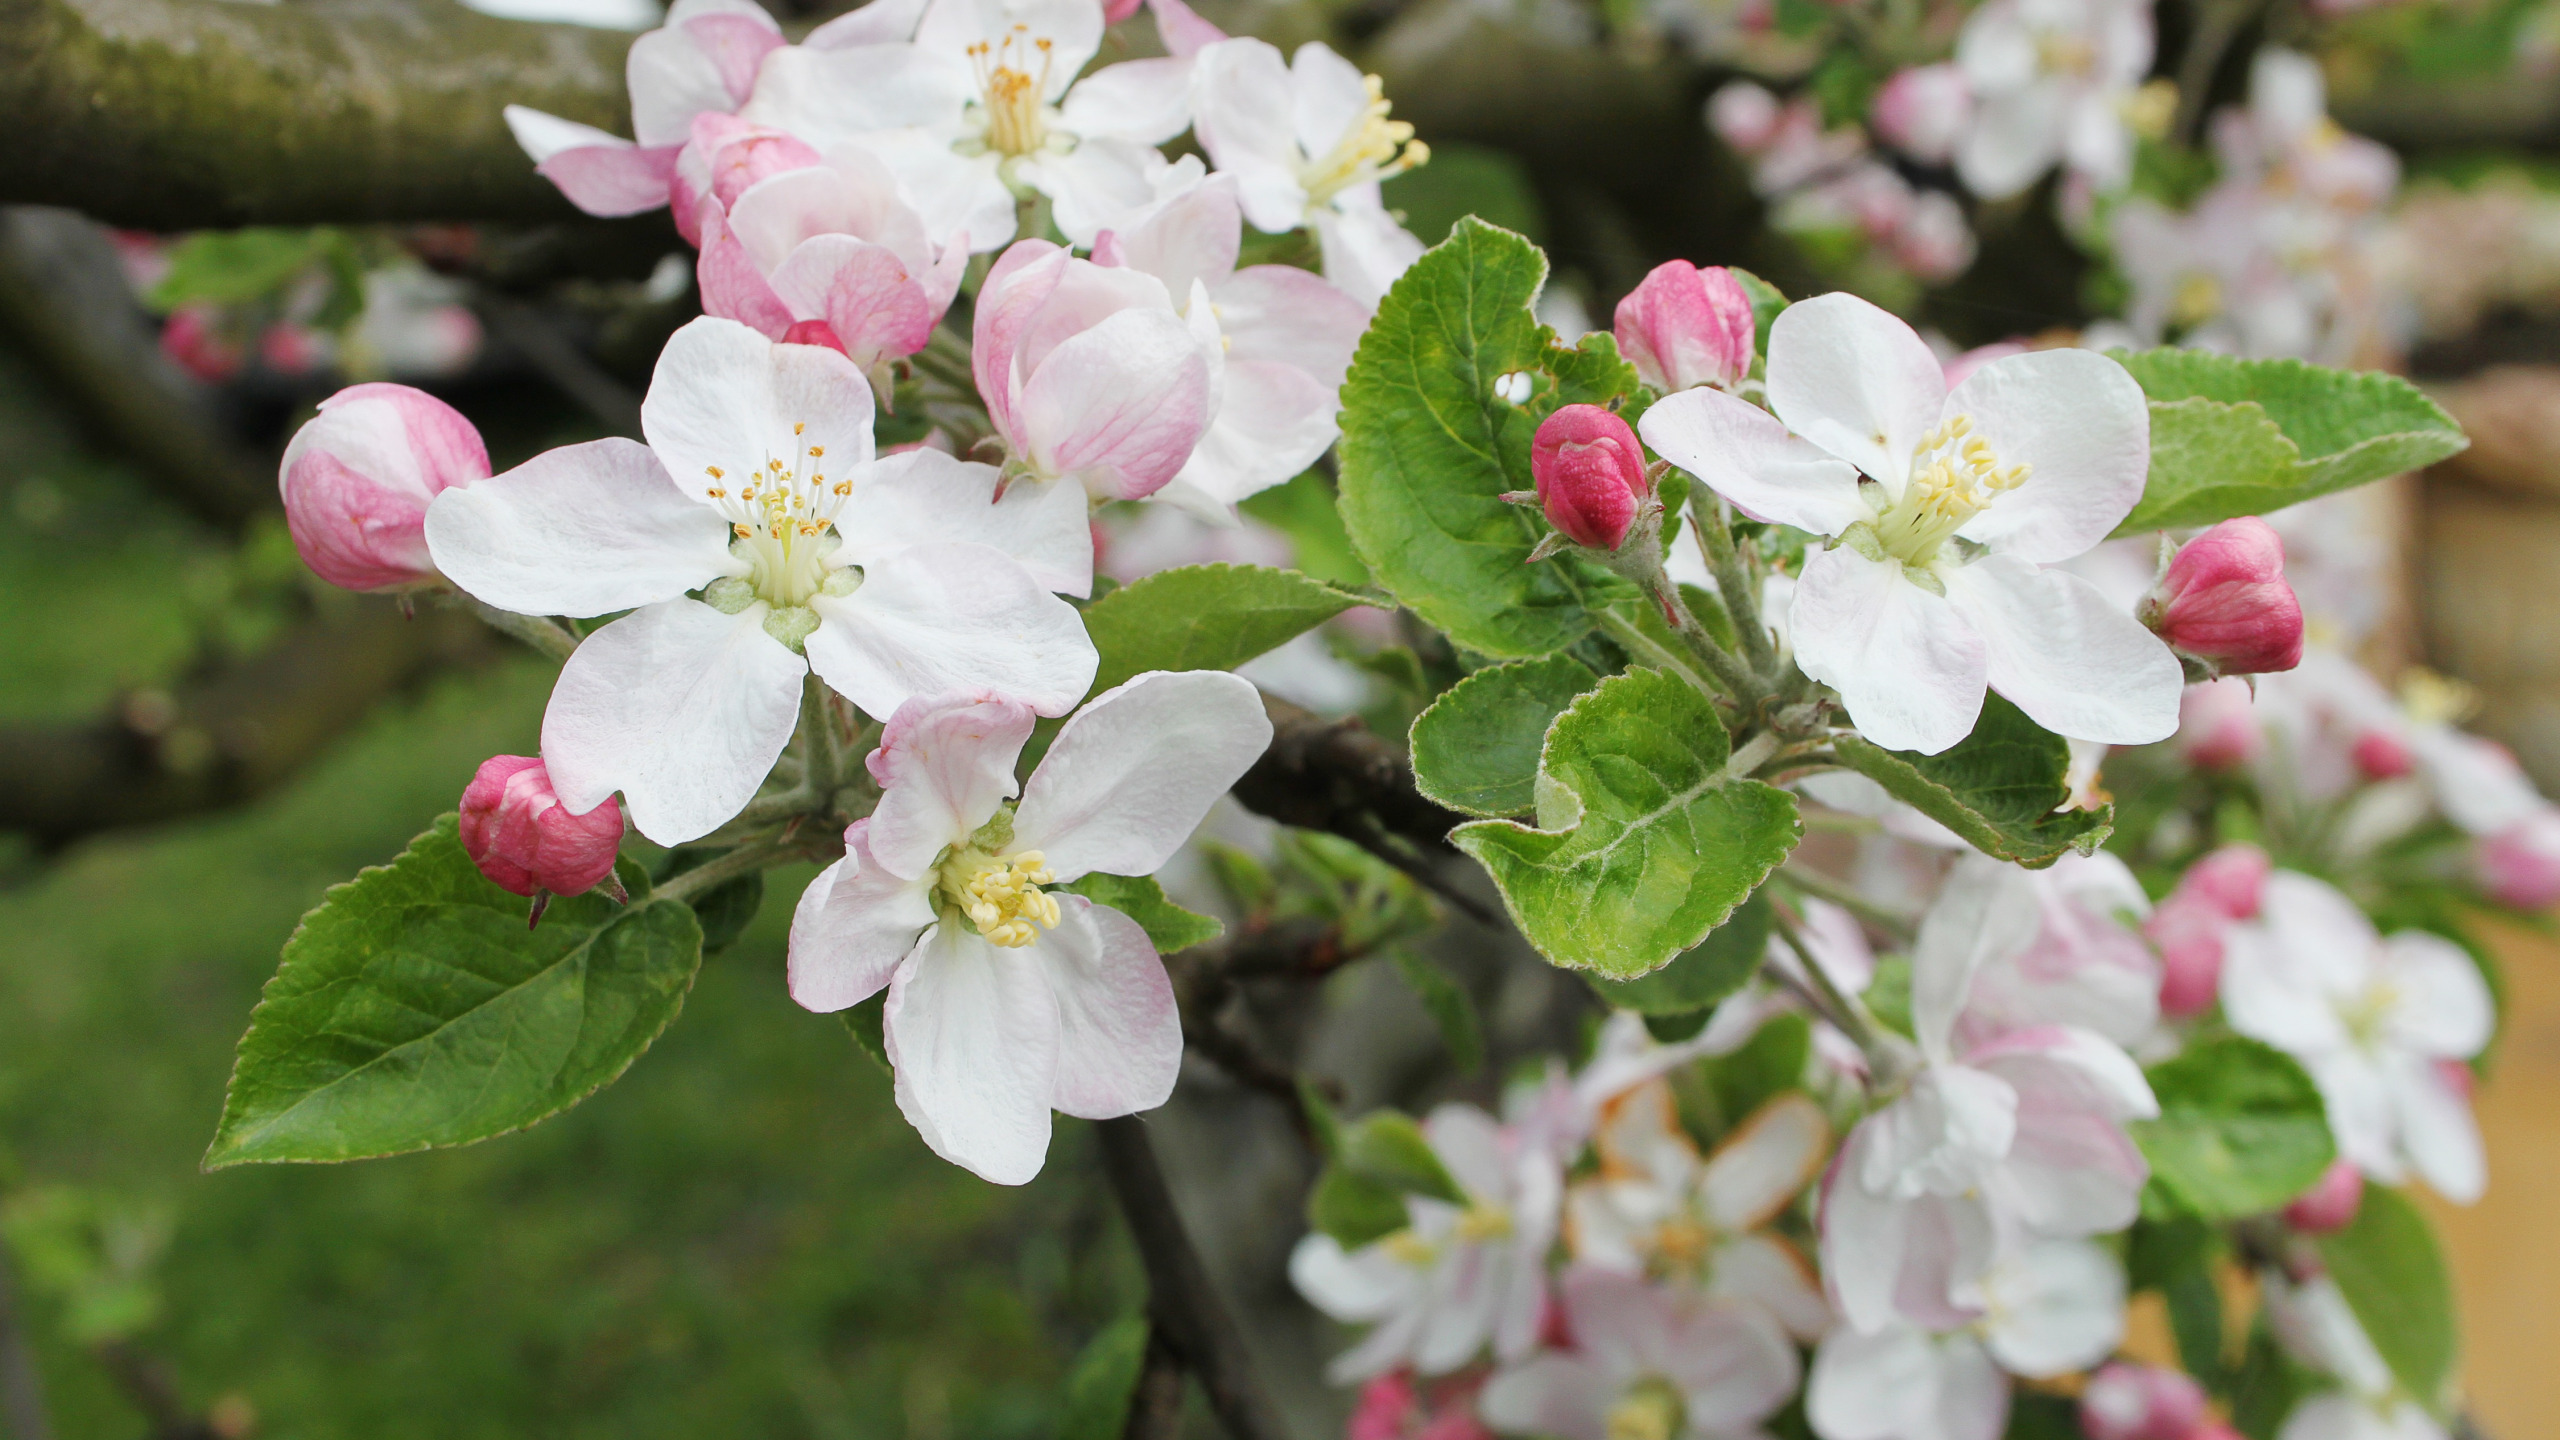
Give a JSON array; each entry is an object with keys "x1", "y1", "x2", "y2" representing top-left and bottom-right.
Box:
[
  {"x1": 1529, "y1": 404, "x2": 1650, "y2": 553},
  {"x1": 459, "y1": 755, "x2": 627, "y2": 908},
  {"x1": 2139, "y1": 519, "x2": 2306, "y2": 679}
]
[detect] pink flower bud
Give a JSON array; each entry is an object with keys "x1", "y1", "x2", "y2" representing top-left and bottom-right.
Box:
[
  {"x1": 1871, "y1": 64, "x2": 1974, "y2": 165},
  {"x1": 2079, "y1": 1363, "x2": 2208, "y2": 1440},
  {"x1": 458, "y1": 755, "x2": 625, "y2": 899},
  {"x1": 1349, "y1": 1372, "x2": 1420, "y2": 1440},
  {"x1": 2145, "y1": 845, "x2": 2267, "y2": 1017},
  {"x1": 2183, "y1": 843, "x2": 2271, "y2": 918},
  {"x1": 781, "y1": 318, "x2": 850, "y2": 355},
  {"x1": 2352, "y1": 729, "x2": 2415, "y2": 780},
  {"x1": 2140, "y1": 519, "x2": 2306, "y2": 678},
  {"x1": 1614, "y1": 261, "x2": 1755, "y2": 393},
  {"x1": 2179, "y1": 677, "x2": 2261, "y2": 769},
  {"x1": 2434, "y1": 1057, "x2": 2476, "y2": 1102},
  {"x1": 162, "y1": 304, "x2": 244, "y2": 383},
  {"x1": 279, "y1": 383, "x2": 489, "y2": 592},
  {"x1": 1708, "y1": 81, "x2": 1784, "y2": 153},
  {"x1": 1103, "y1": 0, "x2": 1142, "y2": 21},
  {"x1": 2283, "y1": 1159, "x2": 2365, "y2": 1234},
  {"x1": 1531, "y1": 405, "x2": 1649, "y2": 552},
  {"x1": 2477, "y1": 810, "x2": 2560, "y2": 908}
]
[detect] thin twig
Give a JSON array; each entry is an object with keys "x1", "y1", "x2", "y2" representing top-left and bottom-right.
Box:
[
  {"x1": 1771, "y1": 906, "x2": 1908, "y2": 1090},
  {"x1": 1595, "y1": 609, "x2": 1723, "y2": 699},
  {"x1": 653, "y1": 836, "x2": 794, "y2": 905},
  {"x1": 1770, "y1": 865, "x2": 1920, "y2": 942},
  {"x1": 2171, "y1": 0, "x2": 2269, "y2": 144}
]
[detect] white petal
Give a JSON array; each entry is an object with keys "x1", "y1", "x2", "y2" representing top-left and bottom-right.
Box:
[
  {"x1": 787, "y1": 821, "x2": 937, "y2": 1011},
  {"x1": 1765, "y1": 292, "x2": 1947, "y2": 496},
  {"x1": 539, "y1": 599, "x2": 806, "y2": 844},
  {"x1": 2312, "y1": 1051, "x2": 2406, "y2": 1183},
  {"x1": 1912, "y1": 859, "x2": 2042, "y2": 1062},
  {"x1": 1288, "y1": 1231, "x2": 1415, "y2": 1321},
  {"x1": 1956, "y1": 86, "x2": 2065, "y2": 201},
  {"x1": 1310, "y1": 202, "x2": 1423, "y2": 310},
  {"x1": 2393, "y1": 1054, "x2": 2485, "y2": 1203},
  {"x1": 1479, "y1": 1355, "x2": 1615, "y2": 1440},
  {"x1": 1708, "y1": 1233, "x2": 1832, "y2": 1341},
  {"x1": 1939, "y1": 555, "x2": 2182, "y2": 745},
  {"x1": 2377, "y1": 930, "x2": 2494, "y2": 1059},
  {"x1": 1791, "y1": 546, "x2": 1989, "y2": 756},
  {"x1": 425, "y1": 438, "x2": 737, "y2": 617},
  {"x1": 863, "y1": 693, "x2": 1036, "y2": 879},
  {"x1": 1212, "y1": 264, "x2": 1367, "y2": 390},
  {"x1": 1812, "y1": 1328, "x2": 2008, "y2": 1440},
  {"x1": 803, "y1": 543, "x2": 1098, "y2": 718},
  {"x1": 1012, "y1": 670, "x2": 1274, "y2": 881},
  {"x1": 1041, "y1": 897, "x2": 1182, "y2": 1117},
  {"x1": 1663, "y1": 1297, "x2": 1800, "y2": 1426},
  {"x1": 1980, "y1": 1240, "x2": 2125, "y2": 1377},
  {"x1": 1019, "y1": 307, "x2": 1215, "y2": 500},
  {"x1": 1637, "y1": 385, "x2": 1870, "y2": 537},
  {"x1": 626, "y1": 23, "x2": 736, "y2": 147},
  {"x1": 839, "y1": 448, "x2": 1096, "y2": 597},
  {"x1": 884, "y1": 921, "x2": 1062, "y2": 1185},
  {"x1": 1188, "y1": 38, "x2": 1309, "y2": 229},
  {"x1": 1700, "y1": 1093, "x2": 1831, "y2": 1231},
  {"x1": 1948, "y1": 349, "x2": 2150, "y2": 562},
  {"x1": 640, "y1": 317, "x2": 877, "y2": 501},
  {"x1": 1058, "y1": 56, "x2": 1195, "y2": 145},
  {"x1": 1170, "y1": 358, "x2": 1338, "y2": 510}
]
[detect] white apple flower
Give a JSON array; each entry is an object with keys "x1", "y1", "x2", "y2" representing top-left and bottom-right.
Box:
[
  {"x1": 2263, "y1": 1271, "x2": 2448, "y2": 1440},
  {"x1": 2219, "y1": 870, "x2": 2493, "y2": 1202},
  {"x1": 1187, "y1": 36, "x2": 1431, "y2": 307},
  {"x1": 1478, "y1": 1266, "x2": 1800, "y2": 1440},
  {"x1": 424, "y1": 316, "x2": 1097, "y2": 845},
  {"x1": 1092, "y1": 175, "x2": 1371, "y2": 519},
  {"x1": 1943, "y1": 852, "x2": 2160, "y2": 1053},
  {"x1": 1291, "y1": 1100, "x2": 1565, "y2": 1380},
  {"x1": 1952, "y1": 0, "x2": 2153, "y2": 200},
  {"x1": 1639, "y1": 292, "x2": 2183, "y2": 755},
  {"x1": 1818, "y1": 859, "x2": 2157, "y2": 1336},
  {"x1": 786, "y1": 676, "x2": 1272, "y2": 1183},
  {"x1": 745, "y1": 0, "x2": 1197, "y2": 248}
]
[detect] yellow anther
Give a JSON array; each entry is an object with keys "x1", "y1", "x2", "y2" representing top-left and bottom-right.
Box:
[
  {"x1": 1453, "y1": 1203, "x2": 1513, "y2": 1243},
  {"x1": 833, "y1": 481, "x2": 853, "y2": 495},
  {"x1": 734, "y1": 523, "x2": 752, "y2": 538},
  {"x1": 706, "y1": 487, "x2": 726, "y2": 499},
  {"x1": 808, "y1": 445, "x2": 824, "y2": 457},
  {"x1": 941, "y1": 846, "x2": 1064, "y2": 948},
  {"x1": 706, "y1": 465, "x2": 725, "y2": 479},
  {"x1": 1298, "y1": 71, "x2": 1428, "y2": 209},
  {"x1": 793, "y1": 422, "x2": 805, "y2": 435}
]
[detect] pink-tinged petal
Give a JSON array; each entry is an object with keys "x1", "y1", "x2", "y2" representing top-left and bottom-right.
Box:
[
  {"x1": 788, "y1": 820, "x2": 937, "y2": 1011},
  {"x1": 1861, "y1": 1066, "x2": 2018, "y2": 1197},
  {"x1": 973, "y1": 241, "x2": 1072, "y2": 440},
  {"x1": 540, "y1": 599, "x2": 807, "y2": 844},
  {"x1": 1949, "y1": 348, "x2": 2151, "y2": 562},
  {"x1": 1059, "y1": 56, "x2": 1196, "y2": 145},
  {"x1": 1550, "y1": 1265, "x2": 1661, "y2": 1373},
  {"x1": 642, "y1": 316, "x2": 877, "y2": 494},
  {"x1": 2376, "y1": 930, "x2": 2494, "y2": 1059},
  {"x1": 804, "y1": 542, "x2": 1098, "y2": 718},
  {"x1": 282, "y1": 450, "x2": 437, "y2": 591},
  {"x1": 697, "y1": 120, "x2": 823, "y2": 212},
  {"x1": 1821, "y1": 1124, "x2": 1997, "y2": 1333},
  {"x1": 1765, "y1": 292, "x2": 1948, "y2": 495},
  {"x1": 1911, "y1": 859, "x2": 2042, "y2": 1062},
  {"x1": 1215, "y1": 264, "x2": 1366, "y2": 389},
  {"x1": 1662, "y1": 1297, "x2": 1799, "y2": 1426},
  {"x1": 1614, "y1": 260, "x2": 1756, "y2": 394},
  {"x1": 1013, "y1": 670, "x2": 1274, "y2": 881},
  {"x1": 728, "y1": 147, "x2": 937, "y2": 275},
  {"x1": 1939, "y1": 555, "x2": 2183, "y2": 745},
  {"x1": 1148, "y1": 0, "x2": 1226, "y2": 57},
  {"x1": 1700, "y1": 1093, "x2": 1831, "y2": 1231},
  {"x1": 836, "y1": 448, "x2": 1095, "y2": 597},
  {"x1": 1791, "y1": 546, "x2": 1989, "y2": 756},
  {"x1": 1412, "y1": 1238, "x2": 1499, "y2": 1373},
  {"x1": 282, "y1": 382, "x2": 489, "y2": 503},
  {"x1": 2391, "y1": 1054, "x2": 2485, "y2": 1203},
  {"x1": 1810, "y1": 1329, "x2": 2008, "y2": 1440},
  {"x1": 1708, "y1": 1233, "x2": 1832, "y2": 1341},
  {"x1": 884, "y1": 921, "x2": 1062, "y2": 1185},
  {"x1": 1041, "y1": 897, "x2": 1182, "y2": 1117},
  {"x1": 1114, "y1": 174, "x2": 1243, "y2": 299},
  {"x1": 626, "y1": 22, "x2": 740, "y2": 147},
  {"x1": 769, "y1": 235, "x2": 939, "y2": 369},
  {"x1": 1165, "y1": 359, "x2": 1338, "y2": 514},
  {"x1": 1021, "y1": 308, "x2": 1215, "y2": 498},
  {"x1": 505, "y1": 106, "x2": 629, "y2": 165},
  {"x1": 695, "y1": 209, "x2": 796, "y2": 338},
  {"x1": 863, "y1": 692, "x2": 1036, "y2": 878},
  {"x1": 803, "y1": 0, "x2": 928, "y2": 46},
  {"x1": 1013, "y1": 253, "x2": 1177, "y2": 380},
  {"x1": 1966, "y1": 1025, "x2": 2158, "y2": 1121},
  {"x1": 1290, "y1": 1232, "x2": 1416, "y2": 1321},
  {"x1": 1638, "y1": 385, "x2": 1871, "y2": 537},
  {"x1": 425, "y1": 437, "x2": 737, "y2": 617},
  {"x1": 506, "y1": 109, "x2": 680, "y2": 216},
  {"x1": 1986, "y1": 1101, "x2": 2150, "y2": 1236},
  {"x1": 678, "y1": 11, "x2": 785, "y2": 105},
  {"x1": 1478, "y1": 1354, "x2": 1614, "y2": 1440},
  {"x1": 1980, "y1": 1241, "x2": 2126, "y2": 1377}
]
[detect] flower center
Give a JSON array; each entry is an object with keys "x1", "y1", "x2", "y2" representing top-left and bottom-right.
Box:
[
  {"x1": 2337, "y1": 976, "x2": 2400, "y2": 1049},
  {"x1": 1649, "y1": 1213, "x2": 1716, "y2": 1274},
  {"x1": 699, "y1": 422, "x2": 851, "y2": 610},
  {"x1": 1871, "y1": 413, "x2": 2030, "y2": 567},
  {"x1": 1452, "y1": 1201, "x2": 1513, "y2": 1243},
  {"x1": 1299, "y1": 73, "x2": 1430, "y2": 210},
  {"x1": 2035, "y1": 32, "x2": 2097, "y2": 77},
  {"x1": 1604, "y1": 1380, "x2": 1685, "y2": 1440},
  {"x1": 934, "y1": 821, "x2": 1062, "y2": 948},
  {"x1": 968, "y1": 28, "x2": 1056, "y2": 158},
  {"x1": 2171, "y1": 272, "x2": 2224, "y2": 329}
]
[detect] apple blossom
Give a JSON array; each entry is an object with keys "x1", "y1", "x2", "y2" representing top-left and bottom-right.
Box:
[
  {"x1": 2179, "y1": 677, "x2": 2261, "y2": 770},
  {"x1": 2283, "y1": 1158, "x2": 2366, "y2": 1234},
  {"x1": 1953, "y1": 0, "x2": 2154, "y2": 200},
  {"x1": 2145, "y1": 843, "x2": 2270, "y2": 1018},
  {"x1": 1351, "y1": 1370, "x2": 1495, "y2": 1440},
  {"x1": 2220, "y1": 870, "x2": 2493, "y2": 1201},
  {"x1": 1188, "y1": 36, "x2": 1431, "y2": 307},
  {"x1": 972, "y1": 238, "x2": 1219, "y2": 502},
  {"x1": 1478, "y1": 1266, "x2": 1798, "y2": 1440},
  {"x1": 425, "y1": 316, "x2": 1097, "y2": 844},
  {"x1": 2263, "y1": 1271, "x2": 2446, "y2": 1440},
  {"x1": 2477, "y1": 808, "x2": 2560, "y2": 908},
  {"x1": 785, "y1": 674, "x2": 1272, "y2": 1183},
  {"x1": 2078, "y1": 1363, "x2": 2209, "y2": 1440},
  {"x1": 1947, "y1": 852, "x2": 2160, "y2": 1053},
  {"x1": 1614, "y1": 261, "x2": 1756, "y2": 395},
  {"x1": 457, "y1": 755, "x2": 627, "y2": 903},
  {"x1": 279, "y1": 382, "x2": 491, "y2": 593},
  {"x1": 1872, "y1": 64, "x2": 1974, "y2": 167},
  {"x1": 1528, "y1": 405, "x2": 1651, "y2": 553},
  {"x1": 2140, "y1": 519, "x2": 2306, "y2": 679},
  {"x1": 1707, "y1": 81, "x2": 1784, "y2": 153},
  {"x1": 1639, "y1": 292, "x2": 2182, "y2": 754},
  {"x1": 1291, "y1": 1101, "x2": 1564, "y2": 1380},
  {"x1": 1090, "y1": 175, "x2": 1370, "y2": 518}
]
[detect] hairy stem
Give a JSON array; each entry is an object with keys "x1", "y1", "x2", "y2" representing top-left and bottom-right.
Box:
[
  {"x1": 1596, "y1": 607, "x2": 1724, "y2": 701},
  {"x1": 1770, "y1": 904, "x2": 1908, "y2": 1090},
  {"x1": 1771, "y1": 864, "x2": 1920, "y2": 943},
  {"x1": 457, "y1": 599, "x2": 581, "y2": 662},
  {"x1": 653, "y1": 836, "x2": 793, "y2": 905},
  {"x1": 1692, "y1": 495, "x2": 1778, "y2": 680}
]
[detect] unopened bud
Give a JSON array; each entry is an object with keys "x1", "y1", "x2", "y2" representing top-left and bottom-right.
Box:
[
  {"x1": 782, "y1": 318, "x2": 850, "y2": 355},
  {"x1": 280, "y1": 384, "x2": 489, "y2": 592},
  {"x1": 2283, "y1": 1159, "x2": 2365, "y2": 1234},
  {"x1": 2352, "y1": 728, "x2": 2415, "y2": 780},
  {"x1": 2183, "y1": 842, "x2": 2271, "y2": 918},
  {"x1": 1529, "y1": 405, "x2": 1650, "y2": 552},
  {"x1": 2079, "y1": 1363, "x2": 2208, "y2": 1440},
  {"x1": 1615, "y1": 261, "x2": 1756, "y2": 393},
  {"x1": 459, "y1": 755, "x2": 626, "y2": 904},
  {"x1": 1102, "y1": 0, "x2": 1143, "y2": 21},
  {"x1": 2145, "y1": 844, "x2": 2267, "y2": 1017},
  {"x1": 1707, "y1": 81, "x2": 1784, "y2": 153},
  {"x1": 1871, "y1": 64, "x2": 1974, "y2": 165},
  {"x1": 2139, "y1": 519, "x2": 2306, "y2": 679},
  {"x1": 2478, "y1": 809, "x2": 2560, "y2": 909}
]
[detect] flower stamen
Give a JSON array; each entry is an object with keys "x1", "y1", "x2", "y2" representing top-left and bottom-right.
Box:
[
  {"x1": 1300, "y1": 73, "x2": 1430, "y2": 209},
  {"x1": 1872, "y1": 413, "x2": 2031, "y2": 567}
]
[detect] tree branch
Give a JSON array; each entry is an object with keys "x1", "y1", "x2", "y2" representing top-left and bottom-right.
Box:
[
  {"x1": 1230, "y1": 694, "x2": 1464, "y2": 859},
  {"x1": 1091, "y1": 1117, "x2": 1291, "y2": 1440},
  {"x1": 0, "y1": 0, "x2": 633, "y2": 229}
]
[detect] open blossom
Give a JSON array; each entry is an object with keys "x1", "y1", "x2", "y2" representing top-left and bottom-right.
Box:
[
  {"x1": 1953, "y1": 0, "x2": 2153, "y2": 200},
  {"x1": 279, "y1": 382, "x2": 490, "y2": 593},
  {"x1": 974, "y1": 238, "x2": 1219, "y2": 502},
  {"x1": 2219, "y1": 870, "x2": 2493, "y2": 1201},
  {"x1": 1189, "y1": 36, "x2": 1431, "y2": 308},
  {"x1": 747, "y1": 0, "x2": 1196, "y2": 248},
  {"x1": 1292, "y1": 1101, "x2": 1564, "y2": 1381},
  {"x1": 1947, "y1": 852, "x2": 2160, "y2": 1052},
  {"x1": 786, "y1": 675, "x2": 1272, "y2": 1183},
  {"x1": 1640, "y1": 292, "x2": 2182, "y2": 754},
  {"x1": 2079, "y1": 1362, "x2": 2209, "y2": 1440},
  {"x1": 2263, "y1": 1272, "x2": 2447, "y2": 1440},
  {"x1": 1478, "y1": 1266, "x2": 1798, "y2": 1440},
  {"x1": 1614, "y1": 261, "x2": 1756, "y2": 395},
  {"x1": 1351, "y1": 1371, "x2": 1494, "y2": 1440},
  {"x1": 425, "y1": 317, "x2": 1096, "y2": 844},
  {"x1": 1807, "y1": 1240, "x2": 2125, "y2": 1440},
  {"x1": 1091, "y1": 175, "x2": 1369, "y2": 518},
  {"x1": 2477, "y1": 808, "x2": 2560, "y2": 908},
  {"x1": 458, "y1": 756, "x2": 626, "y2": 900}
]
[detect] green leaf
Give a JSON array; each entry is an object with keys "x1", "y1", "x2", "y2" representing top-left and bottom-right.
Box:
[
  {"x1": 1339, "y1": 1110, "x2": 1465, "y2": 1203},
  {"x1": 1336, "y1": 218, "x2": 1638, "y2": 658},
  {"x1": 1063, "y1": 873, "x2": 1223, "y2": 955},
  {"x1": 1728, "y1": 268, "x2": 1787, "y2": 360},
  {"x1": 1380, "y1": 143, "x2": 1547, "y2": 245},
  {"x1": 2108, "y1": 349, "x2": 2468, "y2": 536},
  {"x1": 1078, "y1": 562, "x2": 1365, "y2": 699},
  {"x1": 1057, "y1": 1316, "x2": 1154, "y2": 1440},
  {"x1": 1832, "y1": 693, "x2": 2114, "y2": 868},
  {"x1": 1587, "y1": 892, "x2": 1771, "y2": 1015},
  {"x1": 1452, "y1": 669, "x2": 1800, "y2": 977},
  {"x1": 841, "y1": 993, "x2": 889, "y2": 1073},
  {"x1": 1306, "y1": 1166, "x2": 1409, "y2": 1249},
  {"x1": 205, "y1": 816, "x2": 703, "y2": 1168},
  {"x1": 1239, "y1": 469, "x2": 1371, "y2": 588},
  {"x1": 149, "y1": 227, "x2": 330, "y2": 310},
  {"x1": 2317, "y1": 1184, "x2": 2459, "y2": 1411},
  {"x1": 2131, "y1": 1036, "x2": 2335, "y2": 1221},
  {"x1": 1409, "y1": 654, "x2": 1596, "y2": 818},
  {"x1": 1389, "y1": 949, "x2": 1485, "y2": 1073}
]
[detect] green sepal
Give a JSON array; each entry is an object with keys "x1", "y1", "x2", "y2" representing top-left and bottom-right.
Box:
[{"x1": 1062, "y1": 873, "x2": 1223, "y2": 955}]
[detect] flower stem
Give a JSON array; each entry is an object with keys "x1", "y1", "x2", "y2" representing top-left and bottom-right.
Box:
[
  {"x1": 1596, "y1": 607, "x2": 1726, "y2": 702},
  {"x1": 1652, "y1": 575, "x2": 1765, "y2": 703},
  {"x1": 1691, "y1": 495, "x2": 1778, "y2": 680},
  {"x1": 1770, "y1": 865, "x2": 1921, "y2": 943},
  {"x1": 455, "y1": 597, "x2": 579, "y2": 662},
  {"x1": 798, "y1": 674, "x2": 843, "y2": 805},
  {"x1": 654, "y1": 835, "x2": 794, "y2": 905},
  {"x1": 1769, "y1": 903, "x2": 1909, "y2": 1090}
]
